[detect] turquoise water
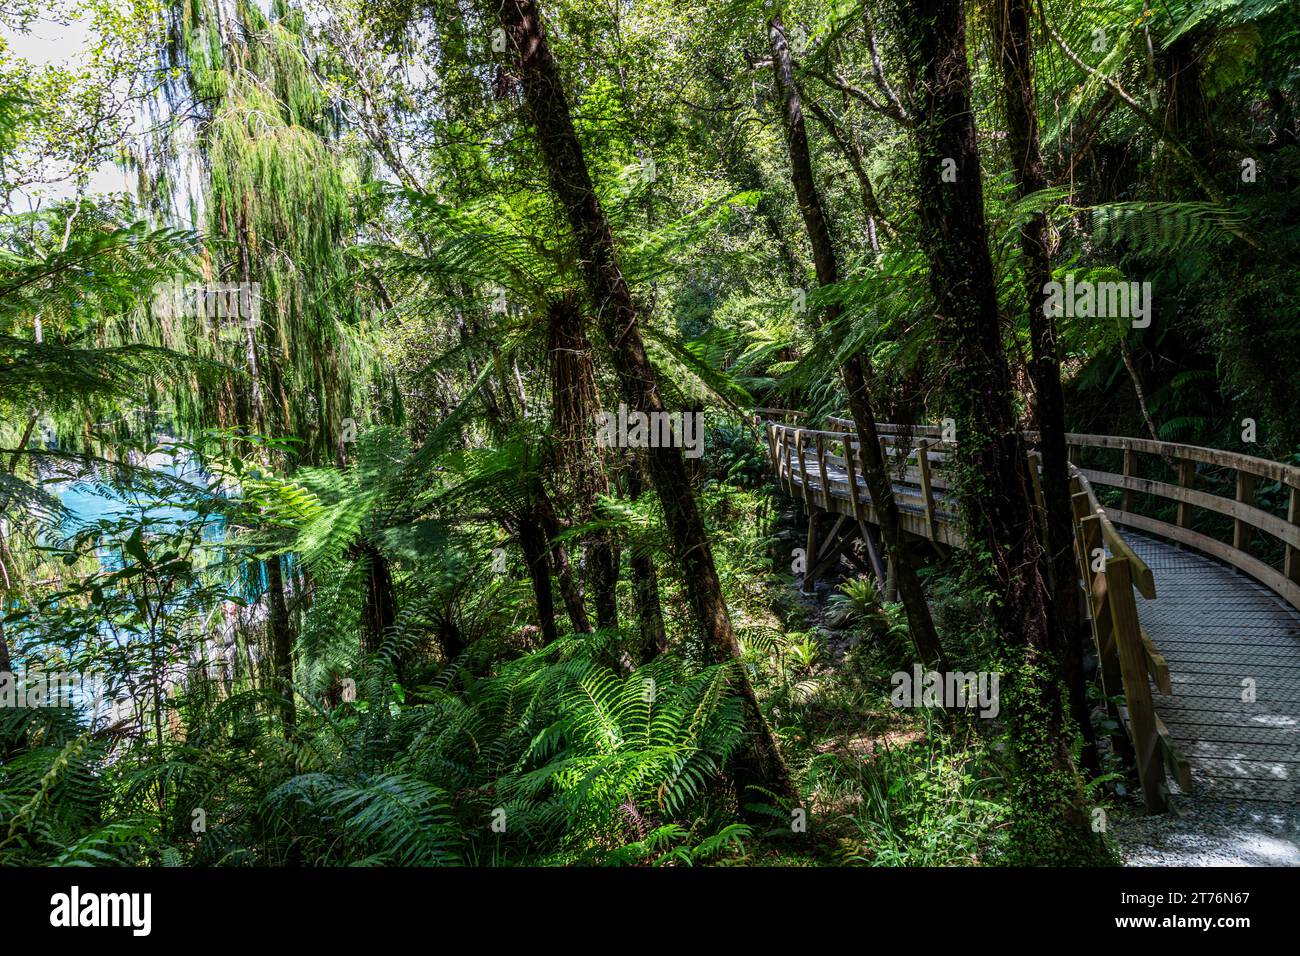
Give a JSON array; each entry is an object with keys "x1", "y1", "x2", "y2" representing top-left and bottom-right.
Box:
[{"x1": 18, "y1": 445, "x2": 272, "y2": 715}]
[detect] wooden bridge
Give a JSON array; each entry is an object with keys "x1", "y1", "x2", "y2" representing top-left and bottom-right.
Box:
[{"x1": 759, "y1": 412, "x2": 1300, "y2": 810}]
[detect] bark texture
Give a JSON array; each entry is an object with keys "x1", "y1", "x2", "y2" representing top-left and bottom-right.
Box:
[
  {"x1": 499, "y1": 0, "x2": 795, "y2": 803},
  {"x1": 887, "y1": 0, "x2": 1106, "y2": 862},
  {"x1": 768, "y1": 14, "x2": 945, "y2": 669},
  {"x1": 992, "y1": 0, "x2": 1096, "y2": 771}
]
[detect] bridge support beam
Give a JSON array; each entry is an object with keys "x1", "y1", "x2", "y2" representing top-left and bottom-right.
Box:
[
  {"x1": 858, "y1": 521, "x2": 887, "y2": 586},
  {"x1": 801, "y1": 508, "x2": 879, "y2": 594}
]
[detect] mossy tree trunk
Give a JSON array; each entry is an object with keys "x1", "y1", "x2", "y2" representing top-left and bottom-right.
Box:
[
  {"x1": 886, "y1": 0, "x2": 1107, "y2": 863},
  {"x1": 498, "y1": 0, "x2": 796, "y2": 804},
  {"x1": 767, "y1": 13, "x2": 946, "y2": 669},
  {"x1": 992, "y1": 0, "x2": 1096, "y2": 772}
]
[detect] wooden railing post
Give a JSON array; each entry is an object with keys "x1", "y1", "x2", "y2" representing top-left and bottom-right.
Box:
[
  {"x1": 1234, "y1": 471, "x2": 1256, "y2": 555},
  {"x1": 1078, "y1": 509, "x2": 1120, "y2": 693},
  {"x1": 1107, "y1": 556, "x2": 1168, "y2": 812},
  {"x1": 814, "y1": 433, "x2": 830, "y2": 509},
  {"x1": 1287, "y1": 485, "x2": 1300, "y2": 588},
  {"x1": 1176, "y1": 459, "x2": 1195, "y2": 528},
  {"x1": 916, "y1": 438, "x2": 937, "y2": 541},
  {"x1": 1122, "y1": 447, "x2": 1137, "y2": 514},
  {"x1": 1065, "y1": 431, "x2": 1300, "y2": 610},
  {"x1": 795, "y1": 429, "x2": 811, "y2": 510},
  {"x1": 841, "y1": 435, "x2": 865, "y2": 521},
  {"x1": 1072, "y1": 483, "x2": 1133, "y2": 767},
  {"x1": 778, "y1": 426, "x2": 791, "y2": 494}
]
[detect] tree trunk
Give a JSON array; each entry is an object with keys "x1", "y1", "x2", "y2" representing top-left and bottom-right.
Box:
[
  {"x1": 499, "y1": 0, "x2": 795, "y2": 803},
  {"x1": 587, "y1": 539, "x2": 620, "y2": 630},
  {"x1": 767, "y1": 14, "x2": 946, "y2": 669},
  {"x1": 546, "y1": 297, "x2": 619, "y2": 631},
  {"x1": 1120, "y1": 339, "x2": 1160, "y2": 442},
  {"x1": 887, "y1": 0, "x2": 1105, "y2": 862},
  {"x1": 359, "y1": 541, "x2": 398, "y2": 662},
  {"x1": 992, "y1": 0, "x2": 1096, "y2": 772},
  {"x1": 517, "y1": 515, "x2": 559, "y2": 645},
  {"x1": 627, "y1": 465, "x2": 668, "y2": 662},
  {"x1": 534, "y1": 487, "x2": 593, "y2": 636},
  {"x1": 266, "y1": 555, "x2": 295, "y2": 733}
]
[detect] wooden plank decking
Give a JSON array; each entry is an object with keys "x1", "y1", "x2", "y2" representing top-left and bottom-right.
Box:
[{"x1": 1127, "y1": 533, "x2": 1300, "y2": 802}]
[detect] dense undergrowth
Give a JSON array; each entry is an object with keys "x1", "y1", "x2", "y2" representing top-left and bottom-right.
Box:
[
  {"x1": 5, "y1": 0, "x2": 1296, "y2": 869},
  {"x1": 0, "y1": 433, "x2": 1051, "y2": 867}
]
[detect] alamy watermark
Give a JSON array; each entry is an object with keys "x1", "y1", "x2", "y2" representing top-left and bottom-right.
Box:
[
  {"x1": 0, "y1": 670, "x2": 107, "y2": 709},
  {"x1": 151, "y1": 277, "x2": 261, "y2": 328},
  {"x1": 594, "y1": 403, "x2": 704, "y2": 459},
  {"x1": 890, "y1": 664, "x2": 1000, "y2": 718},
  {"x1": 50, "y1": 886, "x2": 151, "y2": 936},
  {"x1": 1043, "y1": 275, "x2": 1151, "y2": 328}
]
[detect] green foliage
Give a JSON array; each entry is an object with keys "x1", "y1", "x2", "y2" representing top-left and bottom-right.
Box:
[
  {"x1": 807, "y1": 728, "x2": 1008, "y2": 867},
  {"x1": 5, "y1": 0, "x2": 1295, "y2": 872}
]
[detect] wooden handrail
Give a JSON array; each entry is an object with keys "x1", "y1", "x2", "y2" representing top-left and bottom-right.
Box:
[
  {"x1": 762, "y1": 414, "x2": 1200, "y2": 811},
  {"x1": 1070, "y1": 470, "x2": 1189, "y2": 811},
  {"x1": 808, "y1": 418, "x2": 1300, "y2": 609},
  {"x1": 1066, "y1": 432, "x2": 1300, "y2": 487},
  {"x1": 1066, "y1": 433, "x2": 1300, "y2": 611},
  {"x1": 1071, "y1": 469, "x2": 1156, "y2": 598}
]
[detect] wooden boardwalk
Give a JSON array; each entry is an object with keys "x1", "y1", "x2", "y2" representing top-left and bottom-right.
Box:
[
  {"x1": 1128, "y1": 533, "x2": 1300, "y2": 802},
  {"x1": 761, "y1": 414, "x2": 1300, "y2": 807}
]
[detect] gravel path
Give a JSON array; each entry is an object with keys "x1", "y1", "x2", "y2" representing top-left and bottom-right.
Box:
[{"x1": 1112, "y1": 797, "x2": 1300, "y2": 866}]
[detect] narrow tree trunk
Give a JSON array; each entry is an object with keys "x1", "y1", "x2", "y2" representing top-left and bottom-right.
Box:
[
  {"x1": 0, "y1": 619, "x2": 10, "y2": 676},
  {"x1": 803, "y1": 98, "x2": 897, "y2": 248},
  {"x1": 549, "y1": 535, "x2": 592, "y2": 635},
  {"x1": 234, "y1": 216, "x2": 299, "y2": 736},
  {"x1": 1120, "y1": 339, "x2": 1160, "y2": 442},
  {"x1": 0, "y1": 426, "x2": 29, "y2": 680},
  {"x1": 517, "y1": 515, "x2": 559, "y2": 645},
  {"x1": 499, "y1": 0, "x2": 795, "y2": 803},
  {"x1": 534, "y1": 488, "x2": 593, "y2": 636},
  {"x1": 887, "y1": 0, "x2": 1104, "y2": 862},
  {"x1": 767, "y1": 14, "x2": 945, "y2": 669},
  {"x1": 587, "y1": 540, "x2": 619, "y2": 630},
  {"x1": 627, "y1": 465, "x2": 668, "y2": 662},
  {"x1": 266, "y1": 555, "x2": 295, "y2": 733},
  {"x1": 993, "y1": 0, "x2": 1096, "y2": 772}
]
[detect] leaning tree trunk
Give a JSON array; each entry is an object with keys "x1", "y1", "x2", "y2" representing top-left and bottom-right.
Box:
[
  {"x1": 547, "y1": 297, "x2": 619, "y2": 631},
  {"x1": 498, "y1": 0, "x2": 795, "y2": 803},
  {"x1": 886, "y1": 0, "x2": 1105, "y2": 863},
  {"x1": 535, "y1": 490, "x2": 593, "y2": 637},
  {"x1": 992, "y1": 0, "x2": 1096, "y2": 772},
  {"x1": 767, "y1": 14, "x2": 945, "y2": 669}
]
